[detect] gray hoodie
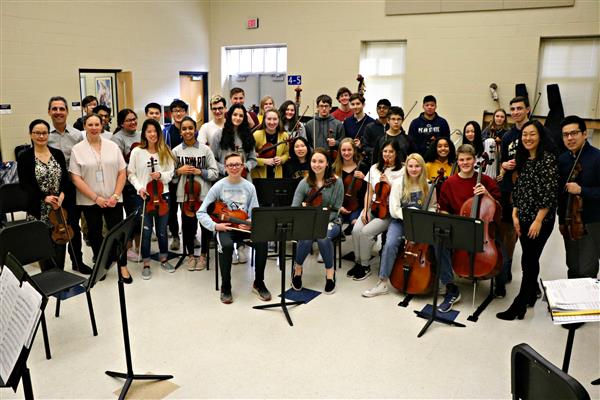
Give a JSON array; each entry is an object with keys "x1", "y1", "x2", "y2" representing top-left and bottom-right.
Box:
[{"x1": 305, "y1": 114, "x2": 344, "y2": 149}]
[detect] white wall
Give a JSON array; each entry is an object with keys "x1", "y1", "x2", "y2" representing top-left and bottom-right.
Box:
[
  {"x1": 0, "y1": 1, "x2": 210, "y2": 160},
  {"x1": 208, "y1": 0, "x2": 599, "y2": 131}
]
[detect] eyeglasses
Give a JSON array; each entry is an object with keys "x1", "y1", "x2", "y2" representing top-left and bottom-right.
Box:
[
  {"x1": 124, "y1": 118, "x2": 137, "y2": 123},
  {"x1": 562, "y1": 130, "x2": 581, "y2": 138},
  {"x1": 171, "y1": 109, "x2": 186, "y2": 114},
  {"x1": 225, "y1": 163, "x2": 243, "y2": 168},
  {"x1": 377, "y1": 105, "x2": 390, "y2": 110},
  {"x1": 211, "y1": 106, "x2": 225, "y2": 112},
  {"x1": 31, "y1": 131, "x2": 49, "y2": 136}
]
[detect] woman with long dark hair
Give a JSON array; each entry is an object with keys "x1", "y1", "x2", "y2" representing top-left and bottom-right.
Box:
[
  {"x1": 284, "y1": 136, "x2": 312, "y2": 180},
  {"x1": 278, "y1": 100, "x2": 306, "y2": 139},
  {"x1": 211, "y1": 103, "x2": 257, "y2": 181},
  {"x1": 496, "y1": 119, "x2": 558, "y2": 320},
  {"x1": 349, "y1": 139, "x2": 404, "y2": 281}
]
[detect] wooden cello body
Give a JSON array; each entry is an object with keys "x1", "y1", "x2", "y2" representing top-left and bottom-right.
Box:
[
  {"x1": 389, "y1": 170, "x2": 443, "y2": 295},
  {"x1": 452, "y1": 161, "x2": 502, "y2": 279}
]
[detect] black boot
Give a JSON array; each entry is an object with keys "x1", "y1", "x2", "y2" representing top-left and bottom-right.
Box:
[{"x1": 496, "y1": 295, "x2": 527, "y2": 321}]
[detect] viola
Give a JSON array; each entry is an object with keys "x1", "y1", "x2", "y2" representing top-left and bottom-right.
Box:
[
  {"x1": 305, "y1": 177, "x2": 337, "y2": 207},
  {"x1": 206, "y1": 200, "x2": 251, "y2": 232},
  {"x1": 452, "y1": 159, "x2": 502, "y2": 279},
  {"x1": 389, "y1": 168, "x2": 444, "y2": 295},
  {"x1": 342, "y1": 160, "x2": 365, "y2": 212},
  {"x1": 145, "y1": 156, "x2": 168, "y2": 217},
  {"x1": 48, "y1": 206, "x2": 74, "y2": 245},
  {"x1": 564, "y1": 161, "x2": 585, "y2": 241},
  {"x1": 182, "y1": 172, "x2": 201, "y2": 218},
  {"x1": 370, "y1": 168, "x2": 392, "y2": 219}
]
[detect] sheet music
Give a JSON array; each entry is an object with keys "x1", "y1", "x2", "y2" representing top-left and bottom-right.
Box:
[
  {"x1": 543, "y1": 278, "x2": 600, "y2": 308},
  {"x1": 542, "y1": 278, "x2": 600, "y2": 325},
  {"x1": 0, "y1": 267, "x2": 43, "y2": 382}
]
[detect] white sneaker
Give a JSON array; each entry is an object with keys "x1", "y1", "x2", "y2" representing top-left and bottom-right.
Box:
[
  {"x1": 317, "y1": 253, "x2": 324, "y2": 263},
  {"x1": 170, "y1": 237, "x2": 180, "y2": 251},
  {"x1": 362, "y1": 280, "x2": 390, "y2": 298},
  {"x1": 237, "y1": 245, "x2": 248, "y2": 264},
  {"x1": 232, "y1": 251, "x2": 240, "y2": 264},
  {"x1": 194, "y1": 238, "x2": 201, "y2": 248}
]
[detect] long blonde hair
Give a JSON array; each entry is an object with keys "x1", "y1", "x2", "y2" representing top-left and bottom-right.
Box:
[{"x1": 401, "y1": 153, "x2": 429, "y2": 204}]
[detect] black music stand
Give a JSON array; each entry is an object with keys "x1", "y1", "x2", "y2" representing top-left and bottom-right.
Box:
[
  {"x1": 96, "y1": 212, "x2": 173, "y2": 400},
  {"x1": 251, "y1": 206, "x2": 330, "y2": 326},
  {"x1": 254, "y1": 178, "x2": 300, "y2": 207},
  {"x1": 403, "y1": 208, "x2": 483, "y2": 337},
  {"x1": 0, "y1": 253, "x2": 48, "y2": 400}
]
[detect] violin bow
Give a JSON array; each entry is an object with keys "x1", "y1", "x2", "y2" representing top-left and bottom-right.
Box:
[
  {"x1": 290, "y1": 105, "x2": 309, "y2": 136},
  {"x1": 404, "y1": 101, "x2": 418, "y2": 120}
]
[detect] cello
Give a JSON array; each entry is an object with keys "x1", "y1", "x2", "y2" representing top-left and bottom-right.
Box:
[
  {"x1": 452, "y1": 158, "x2": 502, "y2": 279},
  {"x1": 145, "y1": 156, "x2": 169, "y2": 217},
  {"x1": 389, "y1": 168, "x2": 444, "y2": 299}
]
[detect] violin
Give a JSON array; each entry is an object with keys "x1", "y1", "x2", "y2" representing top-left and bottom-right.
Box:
[
  {"x1": 305, "y1": 177, "x2": 337, "y2": 207},
  {"x1": 206, "y1": 200, "x2": 251, "y2": 232},
  {"x1": 370, "y1": 167, "x2": 392, "y2": 219},
  {"x1": 145, "y1": 156, "x2": 168, "y2": 217},
  {"x1": 48, "y1": 206, "x2": 74, "y2": 245},
  {"x1": 125, "y1": 142, "x2": 140, "y2": 163},
  {"x1": 452, "y1": 158, "x2": 502, "y2": 279},
  {"x1": 342, "y1": 159, "x2": 365, "y2": 212},
  {"x1": 389, "y1": 168, "x2": 444, "y2": 295},
  {"x1": 182, "y1": 172, "x2": 201, "y2": 218},
  {"x1": 564, "y1": 161, "x2": 585, "y2": 241},
  {"x1": 258, "y1": 134, "x2": 294, "y2": 159}
]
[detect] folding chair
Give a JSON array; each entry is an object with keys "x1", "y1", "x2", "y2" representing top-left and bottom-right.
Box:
[{"x1": 0, "y1": 220, "x2": 98, "y2": 360}]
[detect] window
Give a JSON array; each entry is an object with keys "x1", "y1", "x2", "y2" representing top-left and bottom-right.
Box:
[
  {"x1": 359, "y1": 41, "x2": 407, "y2": 115},
  {"x1": 536, "y1": 37, "x2": 600, "y2": 118},
  {"x1": 224, "y1": 45, "x2": 287, "y2": 75}
]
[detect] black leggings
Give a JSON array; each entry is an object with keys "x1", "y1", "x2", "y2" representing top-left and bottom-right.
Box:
[
  {"x1": 181, "y1": 206, "x2": 210, "y2": 255},
  {"x1": 517, "y1": 218, "x2": 554, "y2": 302}
]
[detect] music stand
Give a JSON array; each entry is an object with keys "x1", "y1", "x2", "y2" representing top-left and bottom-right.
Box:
[
  {"x1": 403, "y1": 208, "x2": 483, "y2": 337},
  {"x1": 0, "y1": 253, "x2": 48, "y2": 400},
  {"x1": 251, "y1": 206, "x2": 330, "y2": 326},
  {"x1": 253, "y1": 178, "x2": 300, "y2": 207},
  {"x1": 95, "y1": 212, "x2": 173, "y2": 400}
]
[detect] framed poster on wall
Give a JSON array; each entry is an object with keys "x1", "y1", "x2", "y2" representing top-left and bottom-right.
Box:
[{"x1": 95, "y1": 76, "x2": 115, "y2": 116}]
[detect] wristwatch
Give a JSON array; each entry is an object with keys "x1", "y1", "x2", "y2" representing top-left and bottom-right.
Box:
[{"x1": 112, "y1": 193, "x2": 121, "y2": 201}]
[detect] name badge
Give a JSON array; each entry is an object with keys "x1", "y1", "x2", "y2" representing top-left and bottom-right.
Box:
[{"x1": 96, "y1": 170, "x2": 104, "y2": 183}]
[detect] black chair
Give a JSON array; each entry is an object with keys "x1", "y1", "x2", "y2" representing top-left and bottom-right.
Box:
[
  {"x1": 0, "y1": 220, "x2": 98, "y2": 360},
  {"x1": 0, "y1": 183, "x2": 29, "y2": 227},
  {"x1": 512, "y1": 343, "x2": 590, "y2": 400}
]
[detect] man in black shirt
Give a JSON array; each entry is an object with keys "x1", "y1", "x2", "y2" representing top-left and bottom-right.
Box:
[{"x1": 363, "y1": 98, "x2": 390, "y2": 163}]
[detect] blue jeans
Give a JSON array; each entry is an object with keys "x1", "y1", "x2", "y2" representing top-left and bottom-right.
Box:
[
  {"x1": 141, "y1": 194, "x2": 169, "y2": 262},
  {"x1": 379, "y1": 219, "x2": 404, "y2": 279},
  {"x1": 437, "y1": 247, "x2": 455, "y2": 287},
  {"x1": 341, "y1": 209, "x2": 362, "y2": 225},
  {"x1": 295, "y1": 223, "x2": 341, "y2": 269}
]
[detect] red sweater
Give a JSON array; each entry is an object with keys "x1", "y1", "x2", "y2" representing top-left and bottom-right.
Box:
[
  {"x1": 438, "y1": 173, "x2": 501, "y2": 214},
  {"x1": 331, "y1": 108, "x2": 353, "y2": 122}
]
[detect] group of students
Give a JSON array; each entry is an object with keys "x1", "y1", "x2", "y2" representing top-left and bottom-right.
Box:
[{"x1": 15, "y1": 88, "x2": 599, "y2": 314}]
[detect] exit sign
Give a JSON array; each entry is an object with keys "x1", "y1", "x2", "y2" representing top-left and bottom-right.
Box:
[{"x1": 247, "y1": 18, "x2": 259, "y2": 29}]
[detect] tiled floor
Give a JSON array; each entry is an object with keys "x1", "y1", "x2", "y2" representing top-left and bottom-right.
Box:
[{"x1": 3, "y1": 223, "x2": 599, "y2": 399}]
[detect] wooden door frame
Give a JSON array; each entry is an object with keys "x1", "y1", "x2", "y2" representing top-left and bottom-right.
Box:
[{"x1": 179, "y1": 71, "x2": 209, "y2": 124}]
